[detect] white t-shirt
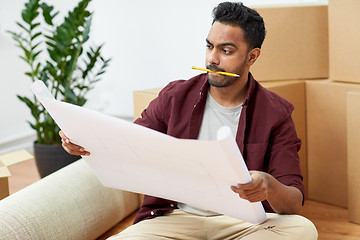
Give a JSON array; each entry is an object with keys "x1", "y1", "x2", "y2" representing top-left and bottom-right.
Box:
[{"x1": 178, "y1": 92, "x2": 243, "y2": 216}]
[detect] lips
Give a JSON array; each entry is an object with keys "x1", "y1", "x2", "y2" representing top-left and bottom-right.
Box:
[{"x1": 206, "y1": 65, "x2": 226, "y2": 72}]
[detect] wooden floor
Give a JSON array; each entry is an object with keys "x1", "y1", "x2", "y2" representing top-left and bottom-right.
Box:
[{"x1": 6, "y1": 158, "x2": 360, "y2": 239}]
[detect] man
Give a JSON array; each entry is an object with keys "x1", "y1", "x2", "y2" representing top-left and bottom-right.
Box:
[{"x1": 60, "y1": 2, "x2": 318, "y2": 239}]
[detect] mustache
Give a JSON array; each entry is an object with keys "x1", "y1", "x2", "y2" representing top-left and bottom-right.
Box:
[{"x1": 206, "y1": 65, "x2": 226, "y2": 73}]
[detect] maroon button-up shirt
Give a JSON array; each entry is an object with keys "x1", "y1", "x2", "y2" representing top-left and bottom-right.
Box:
[{"x1": 133, "y1": 73, "x2": 304, "y2": 224}]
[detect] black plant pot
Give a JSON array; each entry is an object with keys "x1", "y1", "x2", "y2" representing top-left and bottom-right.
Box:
[{"x1": 33, "y1": 142, "x2": 81, "y2": 178}]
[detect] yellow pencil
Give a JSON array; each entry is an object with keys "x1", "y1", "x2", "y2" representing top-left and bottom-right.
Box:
[{"x1": 192, "y1": 66, "x2": 240, "y2": 77}]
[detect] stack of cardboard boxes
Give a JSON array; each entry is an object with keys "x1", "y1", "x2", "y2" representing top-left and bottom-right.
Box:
[
  {"x1": 133, "y1": 1, "x2": 360, "y2": 224},
  {"x1": 327, "y1": 0, "x2": 360, "y2": 224},
  {"x1": 257, "y1": 2, "x2": 360, "y2": 225},
  {"x1": 256, "y1": 1, "x2": 360, "y2": 224},
  {"x1": 259, "y1": 2, "x2": 360, "y2": 224},
  {"x1": 254, "y1": 3, "x2": 329, "y2": 200}
]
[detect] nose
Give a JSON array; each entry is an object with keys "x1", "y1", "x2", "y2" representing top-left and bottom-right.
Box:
[{"x1": 206, "y1": 48, "x2": 220, "y2": 66}]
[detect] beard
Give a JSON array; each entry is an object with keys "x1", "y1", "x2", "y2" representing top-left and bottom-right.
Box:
[{"x1": 207, "y1": 60, "x2": 247, "y2": 88}]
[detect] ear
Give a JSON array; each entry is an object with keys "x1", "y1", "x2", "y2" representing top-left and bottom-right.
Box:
[{"x1": 246, "y1": 48, "x2": 261, "y2": 66}]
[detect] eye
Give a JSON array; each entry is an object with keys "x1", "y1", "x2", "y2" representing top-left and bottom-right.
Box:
[
  {"x1": 223, "y1": 49, "x2": 232, "y2": 55},
  {"x1": 206, "y1": 44, "x2": 213, "y2": 50}
]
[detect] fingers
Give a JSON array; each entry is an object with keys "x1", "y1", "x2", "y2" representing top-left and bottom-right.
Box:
[
  {"x1": 231, "y1": 185, "x2": 266, "y2": 202},
  {"x1": 59, "y1": 130, "x2": 90, "y2": 156},
  {"x1": 59, "y1": 130, "x2": 70, "y2": 144},
  {"x1": 231, "y1": 171, "x2": 267, "y2": 202}
]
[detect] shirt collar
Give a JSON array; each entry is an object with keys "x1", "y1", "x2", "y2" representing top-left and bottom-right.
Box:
[{"x1": 243, "y1": 72, "x2": 256, "y2": 107}]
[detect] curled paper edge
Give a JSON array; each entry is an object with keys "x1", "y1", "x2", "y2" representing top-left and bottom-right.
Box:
[{"x1": 31, "y1": 80, "x2": 55, "y2": 100}]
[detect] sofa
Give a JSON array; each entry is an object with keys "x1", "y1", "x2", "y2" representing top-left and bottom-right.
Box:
[{"x1": 0, "y1": 159, "x2": 140, "y2": 240}]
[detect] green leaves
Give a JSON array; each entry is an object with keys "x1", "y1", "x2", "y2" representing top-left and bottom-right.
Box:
[
  {"x1": 40, "y1": 3, "x2": 58, "y2": 25},
  {"x1": 22, "y1": 0, "x2": 40, "y2": 25},
  {"x1": 8, "y1": 0, "x2": 110, "y2": 145}
]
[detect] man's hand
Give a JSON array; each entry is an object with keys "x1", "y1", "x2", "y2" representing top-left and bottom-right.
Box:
[
  {"x1": 231, "y1": 170, "x2": 303, "y2": 214},
  {"x1": 59, "y1": 130, "x2": 90, "y2": 156},
  {"x1": 231, "y1": 171, "x2": 270, "y2": 203}
]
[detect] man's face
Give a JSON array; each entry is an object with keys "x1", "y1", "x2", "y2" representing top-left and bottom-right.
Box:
[{"x1": 205, "y1": 21, "x2": 249, "y2": 88}]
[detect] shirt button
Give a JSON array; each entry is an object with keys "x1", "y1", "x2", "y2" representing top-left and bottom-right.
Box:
[
  {"x1": 151, "y1": 211, "x2": 155, "y2": 215},
  {"x1": 170, "y1": 204, "x2": 174, "y2": 208}
]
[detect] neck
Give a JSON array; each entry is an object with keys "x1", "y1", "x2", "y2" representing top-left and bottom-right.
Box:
[{"x1": 209, "y1": 73, "x2": 249, "y2": 108}]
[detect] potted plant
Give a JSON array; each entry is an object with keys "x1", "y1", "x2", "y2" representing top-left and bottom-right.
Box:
[{"x1": 8, "y1": 0, "x2": 110, "y2": 177}]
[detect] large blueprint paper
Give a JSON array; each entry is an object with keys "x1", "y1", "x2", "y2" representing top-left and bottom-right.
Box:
[{"x1": 32, "y1": 80, "x2": 266, "y2": 224}]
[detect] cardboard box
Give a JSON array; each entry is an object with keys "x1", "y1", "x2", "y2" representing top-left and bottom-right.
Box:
[
  {"x1": 252, "y1": 4, "x2": 328, "y2": 81},
  {"x1": 133, "y1": 81, "x2": 308, "y2": 194},
  {"x1": 133, "y1": 88, "x2": 161, "y2": 120},
  {"x1": 306, "y1": 80, "x2": 360, "y2": 207},
  {"x1": 0, "y1": 149, "x2": 34, "y2": 200},
  {"x1": 329, "y1": 0, "x2": 360, "y2": 83},
  {"x1": 347, "y1": 92, "x2": 360, "y2": 223}
]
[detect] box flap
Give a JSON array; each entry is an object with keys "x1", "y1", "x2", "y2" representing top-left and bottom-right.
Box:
[
  {"x1": 0, "y1": 149, "x2": 33, "y2": 167},
  {"x1": 0, "y1": 161, "x2": 11, "y2": 178}
]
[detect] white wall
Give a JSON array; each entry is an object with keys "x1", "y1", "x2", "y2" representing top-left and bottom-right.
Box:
[{"x1": 0, "y1": 0, "x2": 327, "y2": 154}]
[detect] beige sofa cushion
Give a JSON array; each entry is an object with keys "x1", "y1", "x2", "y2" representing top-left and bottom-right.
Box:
[{"x1": 0, "y1": 159, "x2": 139, "y2": 240}]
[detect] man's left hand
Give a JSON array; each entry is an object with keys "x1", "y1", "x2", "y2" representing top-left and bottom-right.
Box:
[{"x1": 231, "y1": 170, "x2": 271, "y2": 203}]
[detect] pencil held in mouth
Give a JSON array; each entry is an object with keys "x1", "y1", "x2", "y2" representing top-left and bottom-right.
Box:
[{"x1": 192, "y1": 66, "x2": 240, "y2": 77}]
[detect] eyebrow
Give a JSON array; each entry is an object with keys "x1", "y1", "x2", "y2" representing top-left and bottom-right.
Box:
[{"x1": 206, "y1": 39, "x2": 238, "y2": 49}]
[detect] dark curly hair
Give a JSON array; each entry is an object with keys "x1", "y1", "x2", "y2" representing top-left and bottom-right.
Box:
[{"x1": 212, "y1": 2, "x2": 266, "y2": 50}]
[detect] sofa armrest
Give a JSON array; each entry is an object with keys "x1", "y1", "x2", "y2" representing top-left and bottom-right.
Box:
[{"x1": 0, "y1": 159, "x2": 139, "y2": 240}]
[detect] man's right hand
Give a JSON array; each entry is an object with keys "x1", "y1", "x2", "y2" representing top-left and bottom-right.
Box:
[{"x1": 59, "y1": 130, "x2": 90, "y2": 156}]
